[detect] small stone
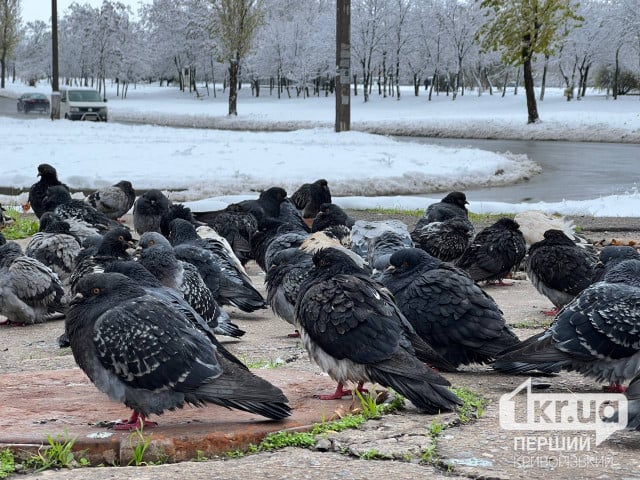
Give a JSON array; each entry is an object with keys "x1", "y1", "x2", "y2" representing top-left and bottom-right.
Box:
[{"x1": 314, "y1": 438, "x2": 332, "y2": 451}]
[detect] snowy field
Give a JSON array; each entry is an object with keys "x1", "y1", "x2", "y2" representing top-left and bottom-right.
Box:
[{"x1": 1, "y1": 82, "x2": 639, "y2": 217}]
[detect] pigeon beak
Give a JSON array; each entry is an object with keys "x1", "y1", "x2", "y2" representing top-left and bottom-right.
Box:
[
  {"x1": 384, "y1": 265, "x2": 396, "y2": 272},
  {"x1": 70, "y1": 292, "x2": 84, "y2": 305}
]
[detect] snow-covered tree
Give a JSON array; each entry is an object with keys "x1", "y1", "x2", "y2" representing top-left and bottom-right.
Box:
[
  {"x1": 0, "y1": 0, "x2": 21, "y2": 88},
  {"x1": 15, "y1": 20, "x2": 50, "y2": 85}
]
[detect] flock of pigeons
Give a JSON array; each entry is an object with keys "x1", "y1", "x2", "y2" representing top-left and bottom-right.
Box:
[{"x1": 1, "y1": 164, "x2": 639, "y2": 432}]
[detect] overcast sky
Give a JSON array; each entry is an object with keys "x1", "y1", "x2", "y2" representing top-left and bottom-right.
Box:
[{"x1": 21, "y1": 0, "x2": 148, "y2": 23}]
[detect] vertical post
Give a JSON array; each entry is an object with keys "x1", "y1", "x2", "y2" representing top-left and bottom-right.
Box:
[
  {"x1": 335, "y1": 0, "x2": 350, "y2": 132},
  {"x1": 50, "y1": 0, "x2": 60, "y2": 119}
]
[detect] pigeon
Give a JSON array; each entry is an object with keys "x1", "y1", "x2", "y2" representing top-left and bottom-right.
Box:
[
  {"x1": 192, "y1": 204, "x2": 258, "y2": 266},
  {"x1": 455, "y1": 217, "x2": 526, "y2": 285},
  {"x1": 422, "y1": 191, "x2": 469, "y2": 223},
  {"x1": 295, "y1": 247, "x2": 461, "y2": 412},
  {"x1": 0, "y1": 204, "x2": 8, "y2": 228},
  {"x1": 378, "y1": 248, "x2": 521, "y2": 367},
  {"x1": 169, "y1": 219, "x2": 265, "y2": 312},
  {"x1": 311, "y1": 203, "x2": 355, "y2": 232},
  {"x1": 26, "y1": 163, "x2": 70, "y2": 218},
  {"x1": 411, "y1": 216, "x2": 475, "y2": 263},
  {"x1": 168, "y1": 226, "x2": 266, "y2": 312},
  {"x1": 493, "y1": 259, "x2": 640, "y2": 391},
  {"x1": 25, "y1": 212, "x2": 82, "y2": 281},
  {"x1": 265, "y1": 247, "x2": 313, "y2": 334},
  {"x1": 592, "y1": 245, "x2": 640, "y2": 283},
  {"x1": 249, "y1": 218, "x2": 299, "y2": 273},
  {"x1": 277, "y1": 198, "x2": 311, "y2": 233},
  {"x1": 132, "y1": 189, "x2": 171, "y2": 235},
  {"x1": 264, "y1": 229, "x2": 309, "y2": 274},
  {"x1": 514, "y1": 210, "x2": 592, "y2": 250},
  {"x1": 291, "y1": 179, "x2": 332, "y2": 219},
  {"x1": 0, "y1": 241, "x2": 66, "y2": 325},
  {"x1": 137, "y1": 232, "x2": 244, "y2": 338},
  {"x1": 43, "y1": 185, "x2": 121, "y2": 241},
  {"x1": 366, "y1": 230, "x2": 411, "y2": 272},
  {"x1": 160, "y1": 203, "x2": 204, "y2": 237},
  {"x1": 69, "y1": 226, "x2": 136, "y2": 291},
  {"x1": 622, "y1": 373, "x2": 640, "y2": 429},
  {"x1": 66, "y1": 272, "x2": 291, "y2": 430},
  {"x1": 86, "y1": 180, "x2": 136, "y2": 220},
  {"x1": 235, "y1": 187, "x2": 288, "y2": 225},
  {"x1": 300, "y1": 231, "x2": 371, "y2": 274},
  {"x1": 525, "y1": 229, "x2": 598, "y2": 315}
]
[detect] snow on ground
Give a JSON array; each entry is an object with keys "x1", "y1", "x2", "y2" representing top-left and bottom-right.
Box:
[{"x1": 1, "y1": 82, "x2": 639, "y2": 216}]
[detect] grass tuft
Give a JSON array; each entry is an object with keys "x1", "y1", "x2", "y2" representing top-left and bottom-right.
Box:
[{"x1": 1, "y1": 209, "x2": 39, "y2": 240}]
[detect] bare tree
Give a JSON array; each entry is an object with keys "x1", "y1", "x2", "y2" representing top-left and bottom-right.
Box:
[
  {"x1": 209, "y1": 0, "x2": 264, "y2": 115},
  {"x1": 0, "y1": 0, "x2": 20, "y2": 88}
]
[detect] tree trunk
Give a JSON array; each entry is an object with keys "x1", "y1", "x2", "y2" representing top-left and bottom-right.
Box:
[
  {"x1": 540, "y1": 55, "x2": 549, "y2": 101},
  {"x1": 613, "y1": 47, "x2": 620, "y2": 100},
  {"x1": 514, "y1": 67, "x2": 520, "y2": 95},
  {"x1": 523, "y1": 57, "x2": 539, "y2": 123},
  {"x1": 428, "y1": 70, "x2": 437, "y2": 101},
  {"x1": 413, "y1": 73, "x2": 419, "y2": 96},
  {"x1": 228, "y1": 58, "x2": 238, "y2": 116},
  {"x1": 353, "y1": 73, "x2": 358, "y2": 96},
  {"x1": 580, "y1": 64, "x2": 590, "y2": 98},
  {"x1": 1, "y1": 57, "x2": 6, "y2": 89}
]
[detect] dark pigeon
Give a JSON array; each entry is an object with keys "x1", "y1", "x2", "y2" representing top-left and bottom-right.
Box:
[
  {"x1": 291, "y1": 179, "x2": 332, "y2": 219},
  {"x1": 378, "y1": 248, "x2": 521, "y2": 367},
  {"x1": 132, "y1": 189, "x2": 171, "y2": 235},
  {"x1": 277, "y1": 198, "x2": 311, "y2": 233},
  {"x1": 456, "y1": 217, "x2": 526, "y2": 285},
  {"x1": 192, "y1": 204, "x2": 259, "y2": 266},
  {"x1": 25, "y1": 212, "x2": 82, "y2": 281},
  {"x1": 295, "y1": 247, "x2": 461, "y2": 412},
  {"x1": 525, "y1": 229, "x2": 598, "y2": 314},
  {"x1": 65, "y1": 272, "x2": 291, "y2": 430},
  {"x1": 422, "y1": 191, "x2": 469, "y2": 223},
  {"x1": 0, "y1": 241, "x2": 66, "y2": 325},
  {"x1": 43, "y1": 185, "x2": 121, "y2": 241},
  {"x1": 411, "y1": 216, "x2": 475, "y2": 263},
  {"x1": 311, "y1": 203, "x2": 355, "y2": 233},
  {"x1": 235, "y1": 187, "x2": 288, "y2": 225},
  {"x1": 27, "y1": 163, "x2": 70, "y2": 218},
  {"x1": 264, "y1": 229, "x2": 309, "y2": 274},
  {"x1": 69, "y1": 226, "x2": 136, "y2": 291},
  {"x1": 493, "y1": 259, "x2": 640, "y2": 391},
  {"x1": 137, "y1": 232, "x2": 244, "y2": 338},
  {"x1": 86, "y1": 180, "x2": 136, "y2": 220}
]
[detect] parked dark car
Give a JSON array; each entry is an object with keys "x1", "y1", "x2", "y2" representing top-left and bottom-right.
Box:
[{"x1": 17, "y1": 93, "x2": 50, "y2": 114}]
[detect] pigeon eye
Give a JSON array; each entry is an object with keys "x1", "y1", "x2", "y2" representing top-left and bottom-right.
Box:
[
  {"x1": 118, "y1": 235, "x2": 124, "y2": 241},
  {"x1": 402, "y1": 261, "x2": 409, "y2": 268},
  {"x1": 91, "y1": 287, "x2": 101, "y2": 295},
  {"x1": 148, "y1": 240, "x2": 155, "y2": 246}
]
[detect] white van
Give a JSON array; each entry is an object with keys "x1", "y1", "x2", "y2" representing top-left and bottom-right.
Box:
[{"x1": 59, "y1": 87, "x2": 108, "y2": 122}]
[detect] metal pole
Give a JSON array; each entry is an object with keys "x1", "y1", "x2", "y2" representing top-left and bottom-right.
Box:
[
  {"x1": 335, "y1": 0, "x2": 350, "y2": 132},
  {"x1": 50, "y1": 0, "x2": 60, "y2": 119}
]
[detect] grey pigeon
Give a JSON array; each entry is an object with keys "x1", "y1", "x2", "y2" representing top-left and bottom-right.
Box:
[
  {"x1": 27, "y1": 163, "x2": 70, "y2": 218},
  {"x1": 264, "y1": 229, "x2": 309, "y2": 274},
  {"x1": 66, "y1": 272, "x2": 291, "y2": 430},
  {"x1": 169, "y1": 219, "x2": 266, "y2": 312},
  {"x1": 592, "y1": 245, "x2": 640, "y2": 283},
  {"x1": 295, "y1": 247, "x2": 461, "y2": 412},
  {"x1": 456, "y1": 217, "x2": 526, "y2": 285},
  {"x1": 411, "y1": 216, "x2": 475, "y2": 263},
  {"x1": 422, "y1": 191, "x2": 469, "y2": 223},
  {"x1": 493, "y1": 259, "x2": 640, "y2": 391},
  {"x1": 378, "y1": 248, "x2": 521, "y2": 367},
  {"x1": 291, "y1": 179, "x2": 332, "y2": 219},
  {"x1": 265, "y1": 247, "x2": 313, "y2": 333},
  {"x1": 366, "y1": 230, "x2": 412, "y2": 272},
  {"x1": 86, "y1": 180, "x2": 136, "y2": 220},
  {"x1": 137, "y1": 232, "x2": 244, "y2": 338},
  {"x1": 525, "y1": 229, "x2": 598, "y2": 315},
  {"x1": 25, "y1": 212, "x2": 82, "y2": 281},
  {"x1": 0, "y1": 241, "x2": 66, "y2": 325},
  {"x1": 132, "y1": 189, "x2": 171, "y2": 235},
  {"x1": 43, "y1": 185, "x2": 121, "y2": 241}
]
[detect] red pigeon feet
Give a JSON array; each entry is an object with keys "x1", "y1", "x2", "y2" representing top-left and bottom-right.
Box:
[
  {"x1": 317, "y1": 382, "x2": 352, "y2": 400},
  {"x1": 602, "y1": 383, "x2": 627, "y2": 393},
  {"x1": 542, "y1": 307, "x2": 560, "y2": 316},
  {"x1": 113, "y1": 411, "x2": 158, "y2": 431}
]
